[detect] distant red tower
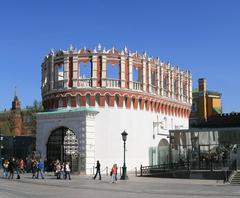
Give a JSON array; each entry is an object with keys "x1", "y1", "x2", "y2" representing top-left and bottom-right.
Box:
[{"x1": 10, "y1": 92, "x2": 23, "y2": 136}]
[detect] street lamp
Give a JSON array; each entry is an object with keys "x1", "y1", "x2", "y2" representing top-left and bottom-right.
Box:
[
  {"x1": 121, "y1": 130, "x2": 128, "y2": 180},
  {"x1": 0, "y1": 135, "x2": 3, "y2": 165}
]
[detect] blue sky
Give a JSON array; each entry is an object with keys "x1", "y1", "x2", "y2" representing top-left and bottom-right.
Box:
[{"x1": 0, "y1": 0, "x2": 239, "y2": 112}]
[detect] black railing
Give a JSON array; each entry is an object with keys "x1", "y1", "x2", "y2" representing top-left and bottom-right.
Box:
[{"x1": 139, "y1": 159, "x2": 237, "y2": 177}]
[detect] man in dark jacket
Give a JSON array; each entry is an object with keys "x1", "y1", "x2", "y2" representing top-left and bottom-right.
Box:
[
  {"x1": 8, "y1": 158, "x2": 16, "y2": 179},
  {"x1": 93, "y1": 160, "x2": 101, "y2": 180}
]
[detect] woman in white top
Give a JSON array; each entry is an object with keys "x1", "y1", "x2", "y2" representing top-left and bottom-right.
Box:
[{"x1": 64, "y1": 162, "x2": 71, "y2": 180}]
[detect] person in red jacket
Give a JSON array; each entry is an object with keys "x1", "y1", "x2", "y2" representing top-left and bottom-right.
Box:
[{"x1": 111, "y1": 164, "x2": 117, "y2": 183}]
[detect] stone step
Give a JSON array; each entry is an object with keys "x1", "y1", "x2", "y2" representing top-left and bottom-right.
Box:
[{"x1": 230, "y1": 171, "x2": 240, "y2": 184}]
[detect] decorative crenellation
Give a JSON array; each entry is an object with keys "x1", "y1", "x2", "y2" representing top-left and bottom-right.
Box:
[{"x1": 41, "y1": 45, "x2": 192, "y2": 115}]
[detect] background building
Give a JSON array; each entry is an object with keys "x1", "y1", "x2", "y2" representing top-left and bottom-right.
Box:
[
  {"x1": 190, "y1": 78, "x2": 222, "y2": 127},
  {"x1": 0, "y1": 95, "x2": 42, "y2": 136},
  {"x1": 168, "y1": 78, "x2": 240, "y2": 176},
  {"x1": 37, "y1": 45, "x2": 192, "y2": 174},
  {"x1": 0, "y1": 95, "x2": 41, "y2": 163}
]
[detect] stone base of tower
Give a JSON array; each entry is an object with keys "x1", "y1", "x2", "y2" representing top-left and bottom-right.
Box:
[{"x1": 36, "y1": 108, "x2": 98, "y2": 175}]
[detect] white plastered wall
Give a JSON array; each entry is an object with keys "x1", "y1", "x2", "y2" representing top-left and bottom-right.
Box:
[{"x1": 94, "y1": 105, "x2": 189, "y2": 172}]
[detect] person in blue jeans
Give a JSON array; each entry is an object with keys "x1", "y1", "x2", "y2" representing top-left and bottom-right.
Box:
[{"x1": 37, "y1": 159, "x2": 44, "y2": 179}]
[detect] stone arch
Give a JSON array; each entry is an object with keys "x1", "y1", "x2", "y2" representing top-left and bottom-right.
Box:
[
  {"x1": 105, "y1": 94, "x2": 110, "y2": 107},
  {"x1": 86, "y1": 94, "x2": 91, "y2": 107},
  {"x1": 145, "y1": 99, "x2": 149, "y2": 111},
  {"x1": 158, "y1": 138, "x2": 169, "y2": 165},
  {"x1": 76, "y1": 94, "x2": 81, "y2": 107},
  {"x1": 95, "y1": 93, "x2": 101, "y2": 107},
  {"x1": 115, "y1": 94, "x2": 120, "y2": 107},
  {"x1": 132, "y1": 96, "x2": 138, "y2": 109},
  {"x1": 138, "y1": 97, "x2": 143, "y2": 110},
  {"x1": 47, "y1": 127, "x2": 79, "y2": 173}
]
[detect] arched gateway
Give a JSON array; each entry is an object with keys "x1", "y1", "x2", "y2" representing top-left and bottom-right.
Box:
[{"x1": 47, "y1": 127, "x2": 79, "y2": 173}]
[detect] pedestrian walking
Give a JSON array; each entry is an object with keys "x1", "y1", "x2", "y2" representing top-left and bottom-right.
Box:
[
  {"x1": 15, "y1": 159, "x2": 21, "y2": 179},
  {"x1": 110, "y1": 164, "x2": 117, "y2": 183},
  {"x1": 8, "y1": 158, "x2": 15, "y2": 180},
  {"x1": 36, "y1": 159, "x2": 44, "y2": 179},
  {"x1": 55, "y1": 162, "x2": 61, "y2": 179},
  {"x1": 31, "y1": 159, "x2": 38, "y2": 179},
  {"x1": 64, "y1": 162, "x2": 71, "y2": 180},
  {"x1": 19, "y1": 159, "x2": 25, "y2": 174},
  {"x1": 2, "y1": 159, "x2": 9, "y2": 178},
  {"x1": 93, "y1": 160, "x2": 101, "y2": 180}
]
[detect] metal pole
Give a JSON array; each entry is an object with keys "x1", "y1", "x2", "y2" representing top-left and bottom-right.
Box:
[
  {"x1": 121, "y1": 140, "x2": 128, "y2": 180},
  {"x1": 0, "y1": 129, "x2": 1, "y2": 165},
  {"x1": 124, "y1": 141, "x2": 126, "y2": 167}
]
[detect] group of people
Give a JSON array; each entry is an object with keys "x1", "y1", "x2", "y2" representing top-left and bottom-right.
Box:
[
  {"x1": 31, "y1": 158, "x2": 44, "y2": 179},
  {"x1": 2, "y1": 158, "x2": 25, "y2": 179},
  {"x1": 93, "y1": 160, "x2": 118, "y2": 183},
  {"x1": 2, "y1": 158, "x2": 119, "y2": 183},
  {"x1": 1, "y1": 157, "x2": 45, "y2": 180},
  {"x1": 53, "y1": 160, "x2": 71, "y2": 180}
]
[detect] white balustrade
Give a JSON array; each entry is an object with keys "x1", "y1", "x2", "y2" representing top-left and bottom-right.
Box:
[
  {"x1": 79, "y1": 78, "x2": 91, "y2": 87},
  {"x1": 106, "y1": 79, "x2": 120, "y2": 88},
  {"x1": 132, "y1": 81, "x2": 143, "y2": 91}
]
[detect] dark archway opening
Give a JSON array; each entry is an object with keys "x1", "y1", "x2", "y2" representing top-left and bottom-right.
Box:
[{"x1": 47, "y1": 127, "x2": 79, "y2": 173}]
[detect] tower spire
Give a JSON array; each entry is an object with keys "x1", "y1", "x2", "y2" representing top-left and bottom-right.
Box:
[
  {"x1": 12, "y1": 86, "x2": 20, "y2": 110},
  {"x1": 14, "y1": 86, "x2": 17, "y2": 98}
]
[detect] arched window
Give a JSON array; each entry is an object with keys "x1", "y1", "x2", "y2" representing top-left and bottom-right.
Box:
[
  {"x1": 43, "y1": 66, "x2": 48, "y2": 86},
  {"x1": 58, "y1": 98, "x2": 63, "y2": 108},
  {"x1": 132, "y1": 98, "x2": 135, "y2": 108},
  {"x1": 95, "y1": 94, "x2": 100, "y2": 107},
  {"x1": 115, "y1": 95, "x2": 120, "y2": 107},
  {"x1": 163, "y1": 76, "x2": 168, "y2": 96},
  {"x1": 151, "y1": 70, "x2": 156, "y2": 86},
  {"x1": 124, "y1": 96, "x2": 128, "y2": 108},
  {"x1": 107, "y1": 62, "x2": 119, "y2": 79},
  {"x1": 67, "y1": 96, "x2": 71, "y2": 108},
  {"x1": 105, "y1": 94, "x2": 110, "y2": 106},
  {"x1": 183, "y1": 83, "x2": 187, "y2": 96},
  {"x1": 55, "y1": 64, "x2": 64, "y2": 81},
  {"x1": 174, "y1": 80, "x2": 178, "y2": 93},
  {"x1": 55, "y1": 64, "x2": 64, "y2": 88},
  {"x1": 79, "y1": 61, "x2": 91, "y2": 78},
  {"x1": 172, "y1": 79, "x2": 178, "y2": 99},
  {"x1": 86, "y1": 94, "x2": 90, "y2": 107},
  {"x1": 145, "y1": 100, "x2": 148, "y2": 110},
  {"x1": 139, "y1": 98, "x2": 142, "y2": 109},
  {"x1": 76, "y1": 95, "x2": 81, "y2": 108},
  {"x1": 133, "y1": 66, "x2": 142, "y2": 82}
]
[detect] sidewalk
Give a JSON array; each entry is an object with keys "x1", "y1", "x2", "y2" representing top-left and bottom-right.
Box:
[{"x1": 0, "y1": 173, "x2": 239, "y2": 198}]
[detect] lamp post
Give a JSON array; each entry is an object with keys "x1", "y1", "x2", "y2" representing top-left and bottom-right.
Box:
[
  {"x1": 0, "y1": 134, "x2": 3, "y2": 165},
  {"x1": 121, "y1": 130, "x2": 128, "y2": 180}
]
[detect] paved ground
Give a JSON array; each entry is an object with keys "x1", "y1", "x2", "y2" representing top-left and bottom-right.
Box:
[{"x1": 0, "y1": 173, "x2": 240, "y2": 198}]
